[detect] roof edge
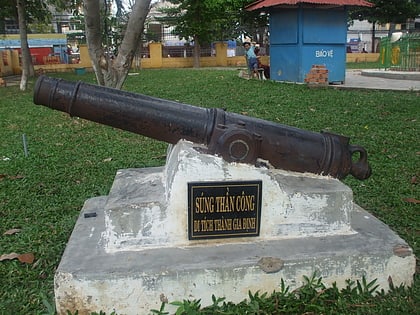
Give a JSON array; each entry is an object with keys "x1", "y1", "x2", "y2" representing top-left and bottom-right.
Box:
[{"x1": 246, "y1": 0, "x2": 374, "y2": 11}]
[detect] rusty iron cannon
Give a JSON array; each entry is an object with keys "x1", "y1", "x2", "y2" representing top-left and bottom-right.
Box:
[{"x1": 33, "y1": 76, "x2": 371, "y2": 180}]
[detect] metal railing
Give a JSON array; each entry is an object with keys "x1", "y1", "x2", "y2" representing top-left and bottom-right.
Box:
[{"x1": 379, "y1": 33, "x2": 420, "y2": 71}]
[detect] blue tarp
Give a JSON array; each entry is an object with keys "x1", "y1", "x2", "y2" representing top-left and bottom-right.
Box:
[{"x1": 0, "y1": 37, "x2": 67, "y2": 49}]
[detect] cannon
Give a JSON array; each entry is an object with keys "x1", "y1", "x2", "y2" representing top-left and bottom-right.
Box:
[{"x1": 33, "y1": 76, "x2": 371, "y2": 180}]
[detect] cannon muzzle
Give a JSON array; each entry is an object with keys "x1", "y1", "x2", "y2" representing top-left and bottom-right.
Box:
[{"x1": 33, "y1": 76, "x2": 371, "y2": 180}]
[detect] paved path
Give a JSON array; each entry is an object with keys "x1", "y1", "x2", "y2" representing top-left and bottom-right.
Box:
[{"x1": 340, "y1": 70, "x2": 420, "y2": 91}]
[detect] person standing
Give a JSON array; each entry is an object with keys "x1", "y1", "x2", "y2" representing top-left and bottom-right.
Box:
[
  {"x1": 243, "y1": 42, "x2": 259, "y2": 79},
  {"x1": 66, "y1": 45, "x2": 73, "y2": 64}
]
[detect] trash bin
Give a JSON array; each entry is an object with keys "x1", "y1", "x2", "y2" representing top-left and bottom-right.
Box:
[{"x1": 75, "y1": 68, "x2": 86, "y2": 75}]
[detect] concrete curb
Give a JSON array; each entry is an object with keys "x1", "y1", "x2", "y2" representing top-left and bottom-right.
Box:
[{"x1": 361, "y1": 69, "x2": 420, "y2": 81}]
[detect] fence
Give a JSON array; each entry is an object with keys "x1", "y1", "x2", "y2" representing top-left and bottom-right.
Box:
[{"x1": 379, "y1": 33, "x2": 420, "y2": 71}]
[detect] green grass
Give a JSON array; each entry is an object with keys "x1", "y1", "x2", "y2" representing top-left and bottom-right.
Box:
[
  {"x1": 0, "y1": 69, "x2": 418, "y2": 314},
  {"x1": 346, "y1": 61, "x2": 381, "y2": 69}
]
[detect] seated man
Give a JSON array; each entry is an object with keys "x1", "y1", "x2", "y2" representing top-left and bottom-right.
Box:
[{"x1": 254, "y1": 46, "x2": 270, "y2": 79}]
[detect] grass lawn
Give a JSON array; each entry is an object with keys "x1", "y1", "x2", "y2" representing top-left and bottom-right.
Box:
[
  {"x1": 0, "y1": 69, "x2": 418, "y2": 314},
  {"x1": 346, "y1": 61, "x2": 382, "y2": 69}
]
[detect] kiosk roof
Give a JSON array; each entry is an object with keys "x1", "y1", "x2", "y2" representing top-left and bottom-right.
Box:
[{"x1": 246, "y1": 0, "x2": 374, "y2": 10}]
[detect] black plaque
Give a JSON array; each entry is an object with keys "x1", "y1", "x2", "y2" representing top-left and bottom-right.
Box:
[{"x1": 188, "y1": 180, "x2": 262, "y2": 240}]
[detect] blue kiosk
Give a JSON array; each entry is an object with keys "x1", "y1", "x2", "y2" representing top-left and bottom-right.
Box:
[{"x1": 246, "y1": 0, "x2": 373, "y2": 83}]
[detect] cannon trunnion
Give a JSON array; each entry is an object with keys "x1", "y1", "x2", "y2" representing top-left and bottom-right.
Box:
[{"x1": 33, "y1": 76, "x2": 371, "y2": 180}]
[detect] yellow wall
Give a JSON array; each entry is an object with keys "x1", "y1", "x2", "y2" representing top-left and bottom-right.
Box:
[
  {"x1": 141, "y1": 42, "x2": 257, "y2": 69},
  {"x1": 1, "y1": 41, "x2": 380, "y2": 78},
  {"x1": 0, "y1": 44, "x2": 92, "y2": 77},
  {"x1": 346, "y1": 53, "x2": 380, "y2": 63}
]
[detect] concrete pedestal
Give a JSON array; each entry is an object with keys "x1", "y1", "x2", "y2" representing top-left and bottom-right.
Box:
[{"x1": 54, "y1": 141, "x2": 415, "y2": 314}]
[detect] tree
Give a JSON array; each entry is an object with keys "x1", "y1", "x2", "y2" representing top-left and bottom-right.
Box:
[
  {"x1": 16, "y1": 0, "x2": 34, "y2": 90},
  {"x1": 157, "y1": 0, "x2": 264, "y2": 68},
  {"x1": 350, "y1": 0, "x2": 420, "y2": 32},
  {"x1": 83, "y1": 0, "x2": 152, "y2": 88},
  {"x1": 1, "y1": 0, "x2": 76, "y2": 90},
  {"x1": 2, "y1": 0, "x2": 152, "y2": 89},
  {"x1": 350, "y1": 0, "x2": 419, "y2": 24},
  {"x1": 1, "y1": 0, "x2": 47, "y2": 90},
  {"x1": 349, "y1": 0, "x2": 420, "y2": 51}
]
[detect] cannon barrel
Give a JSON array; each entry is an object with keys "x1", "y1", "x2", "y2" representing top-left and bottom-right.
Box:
[{"x1": 33, "y1": 76, "x2": 371, "y2": 180}]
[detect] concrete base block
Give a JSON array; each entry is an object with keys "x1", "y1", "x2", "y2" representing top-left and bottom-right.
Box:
[
  {"x1": 55, "y1": 199, "x2": 415, "y2": 314},
  {"x1": 54, "y1": 141, "x2": 415, "y2": 314}
]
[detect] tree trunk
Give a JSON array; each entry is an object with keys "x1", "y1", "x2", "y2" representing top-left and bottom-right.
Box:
[
  {"x1": 84, "y1": 0, "x2": 151, "y2": 89},
  {"x1": 388, "y1": 22, "x2": 396, "y2": 37},
  {"x1": 371, "y1": 22, "x2": 376, "y2": 53},
  {"x1": 84, "y1": 0, "x2": 106, "y2": 86},
  {"x1": 193, "y1": 35, "x2": 200, "y2": 68},
  {"x1": 17, "y1": 0, "x2": 34, "y2": 91}
]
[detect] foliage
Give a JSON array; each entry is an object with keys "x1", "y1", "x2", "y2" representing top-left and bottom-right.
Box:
[
  {"x1": 156, "y1": 0, "x2": 265, "y2": 45},
  {"x1": 0, "y1": 0, "x2": 17, "y2": 21},
  {"x1": 349, "y1": 0, "x2": 420, "y2": 25},
  {"x1": 0, "y1": 0, "x2": 45, "y2": 22},
  {"x1": 0, "y1": 0, "x2": 49, "y2": 35},
  {"x1": 155, "y1": 0, "x2": 266, "y2": 68},
  {"x1": 150, "y1": 274, "x2": 419, "y2": 314},
  {"x1": 0, "y1": 70, "x2": 418, "y2": 314},
  {"x1": 0, "y1": 0, "x2": 80, "y2": 30}
]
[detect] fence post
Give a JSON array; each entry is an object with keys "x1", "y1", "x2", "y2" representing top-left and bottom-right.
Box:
[
  {"x1": 215, "y1": 42, "x2": 228, "y2": 67},
  {"x1": 149, "y1": 43, "x2": 163, "y2": 68},
  {"x1": 78, "y1": 45, "x2": 91, "y2": 68},
  {"x1": 11, "y1": 50, "x2": 21, "y2": 75}
]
